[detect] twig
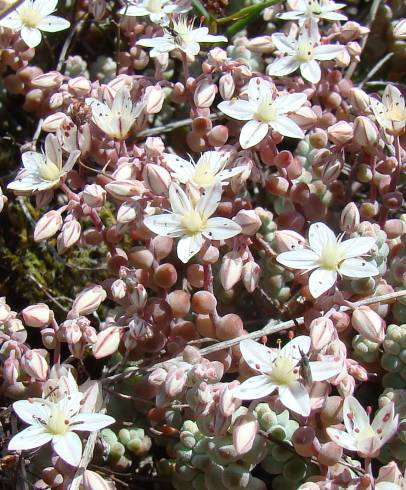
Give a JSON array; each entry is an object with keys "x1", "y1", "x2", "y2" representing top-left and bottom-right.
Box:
[
  {"x1": 359, "y1": 52, "x2": 394, "y2": 89},
  {"x1": 345, "y1": 0, "x2": 382, "y2": 79}
]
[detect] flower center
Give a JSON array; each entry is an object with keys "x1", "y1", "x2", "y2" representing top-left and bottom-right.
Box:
[
  {"x1": 193, "y1": 165, "x2": 216, "y2": 187},
  {"x1": 385, "y1": 105, "x2": 406, "y2": 122},
  {"x1": 356, "y1": 425, "x2": 376, "y2": 443},
  {"x1": 147, "y1": 0, "x2": 162, "y2": 12},
  {"x1": 255, "y1": 95, "x2": 277, "y2": 123},
  {"x1": 180, "y1": 210, "x2": 206, "y2": 235},
  {"x1": 18, "y1": 4, "x2": 43, "y2": 28},
  {"x1": 269, "y1": 356, "x2": 298, "y2": 386},
  {"x1": 38, "y1": 160, "x2": 62, "y2": 182},
  {"x1": 318, "y1": 242, "x2": 342, "y2": 270},
  {"x1": 47, "y1": 407, "x2": 70, "y2": 435},
  {"x1": 296, "y1": 39, "x2": 314, "y2": 62}
]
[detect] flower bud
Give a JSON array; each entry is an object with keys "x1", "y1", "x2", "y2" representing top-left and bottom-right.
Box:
[
  {"x1": 34, "y1": 211, "x2": 63, "y2": 241},
  {"x1": 41, "y1": 328, "x2": 57, "y2": 349},
  {"x1": 317, "y1": 442, "x2": 343, "y2": 466},
  {"x1": 351, "y1": 306, "x2": 385, "y2": 343},
  {"x1": 21, "y1": 349, "x2": 48, "y2": 381},
  {"x1": 335, "y1": 48, "x2": 351, "y2": 68},
  {"x1": 394, "y1": 19, "x2": 406, "y2": 39},
  {"x1": 92, "y1": 326, "x2": 121, "y2": 359},
  {"x1": 353, "y1": 116, "x2": 378, "y2": 148},
  {"x1": 194, "y1": 79, "x2": 217, "y2": 108},
  {"x1": 347, "y1": 41, "x2": 361, "y2": 57},
  {"x1": 246, "y1": 35, "x2": 274, "y2": 53},
  {"x1": 233, "y1": 413, "x2": 258, "y2": 455},
  {"x1": 234, "y1": 209, "x2": 261, "y2": 235},
  {"x1": 57, "y1": 219, "x2": 81, "y2": 254},
  {"x1": 70, "y1": 285, "x2": 107, "y2": 317},
  {"x1": 327, "y1": 121, "x2": 353, "y2": 144},
  {"x1": 144, "y1": 137, "x2": 164, "y2": 158},
  {"x1": 105, "y1": 180, "x2": 145, "y2": 200},
  {"x1": 111, "y1": 279, "x2": 126, "y2": 300},
  {"x1": 321, "y1": 157, "x2": 343, "y2": 185},
  {"x1": 42, "y1": 112, "x2": 67, "y2": 132},
  {"x1": 241, "y1": 262, "x2": 261, "y2": 293},
  {"x1": 350, "y1": 88, "x2": 370, "y2": 113},
  {"x1": 22, "y1": 303, "x2": 52, "y2": 328},
  {"x1": 220, "y1": 252, "x2": 243, "y2": 290},
  {"x1": 68, "y1": 76, "x2": 92, "y2": 97},
  {"x1": 82, "y1": 470, "x2": 114, "y2": 490},
  {"x1": 144, "y1": 84, "x2": 165, "y2": 114},
  {"x1": 82, "y1": 184, "x2": 106, "y2": 208},
  {"x1": 165, "y1": 367, "x2": 187, "y2": 397},
  {"x1": 31, "y1": 71, "x2": 63, "y2": 89},
  {"x1": 117, "y1": 200, "x2": 139, "y2": 224},
  {"x1": 340, "y1": 202, "x2": 360, "y2": 233},
  {"x1": 143, "y1": 164, "x2": 171, "y2": 196},
  {"x1": 310, "y1": 317, "x2": 335, "y2": 350},
  {"x1": 219, "y1": 73, "x2": 235, "y2": 100},
  {"x1": 129, "y1": 284, "x2": 148, "y2": 310},
  {"x1": 289, "y1": 106, "x2": 317, "y2": 129}
]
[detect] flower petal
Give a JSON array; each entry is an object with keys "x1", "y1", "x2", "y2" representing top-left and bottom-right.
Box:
[
  {"x1": 308, "y1": 222, "x2": 336, "y2": 255},
  {"x1": 196, "y1": 183, "x2": 222, "y2": 218},
  {"x1": 239, "y1": 339, "x2": 275, "y2": 372},
  {"x1": 371, "y1": 402, "x2": 398, "y2": 446},
  {"x1": 164, "y1": 153, "x2": 195, "y2": 183},
  {"x1": 235, "y1": 375, "x2": 276, "y2": 400},
  {"x1": 326, "y1": 427, "x2": 357, "y2": 451},
  {"x1": 338, "y1": 236, "x2": 376, "y2": 259},
  {"x1": 338, "y1": 258, "x2": 379, "y2": 278},
  {"x1": 313, "y1": 44, "x2": 344, "y2": 61},
  {"x1": 177, "y1": 234, "x2": 204, "y2": 263},
  {"x1": 203, "y1": 217, "x2": 241, "y2": 240},
  {"x1": 271, "y1": 33, "x2": 297, "y2": 55},
  {"x1": 21, "y1": 26, "x2": 42, "y2": 48},
  {"x1": 270, "y1": 115, "x2": 304, "y2": 139},
  {"x1": 8, "y1": 426, "x2": 52, "y2": 451},
  {"x1": 34, "y1": 0, "x2": 58, "y2": 16},
  {"x1": 281, "y1": 335, "x2": 311, "y2": 360},
  {"x1": 343, "y1": 396, "x2": 369, "y2": 435},
  {"x1": 45, "y1": 134, "x2": 62, "y2": 169},
  {"x1": 52, "y1": 431, "x2": 82, "y2": 467},
  {"x1": 0, "y1": 12, "x2": 23, "y2": 30},
  {"x1": 143, "y1": 213, "x2": 183, "y2": 238},
  {"x1": 279, "y1": 382, "x2": 310, "y2": 416},
  {"x1": 13, "y1": 399, "x2": 51, "y2": 425},
  {"x1": 273, "y1": 92, "x2": 307, "y2": 113},
  {"x1": 21, "y1": 151, "x2": 45, "y2": 173},
  {"x1": 300, "y1": 60, "x2": 321, "y2": 84},
  {"x1": 247, "y1": 77, "x2": 272, "y2": 101},
  {"x1": 71, "y1": 413, "x2": 115, "y2": 432},
  {"x1": 309, "y1": 359, "x2": 343, "y2": 381},
  {"x1": 240, "y1": 120, "x2": 269, "y2": 149},
  {"x1": 277, "y1": 248, "x2": 320, "y2": 270},
  {"x1": 218, "y1": 100, "x2": 256, "y2": 121},
  {"x1": 267, "y1": 56, "x2": 300, "y2": 77},
  {"x1": 168, "y1": 182, "x2": 193, "y2": 215},
  {"x1": 37, "y1": 15, "x2": 70, "y2": 32},
  {"x1": 308, "y1": 268, "x2": 337, "y2": 298}
]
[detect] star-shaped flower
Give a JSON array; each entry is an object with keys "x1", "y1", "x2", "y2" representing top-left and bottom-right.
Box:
[
  {"x1": 0, "y1": 0, "x2": 70, "y2": 48},
  {"x1": 276, "y1": 222, "x2": 379, "y2": 298},
  {"x1": 163, "y1": 151, "x2": 248, "y2": 189},
  {"x1": 143, "y1": 182, "x2": 241, "y2": 263},
  {"x1": 137, "y1": 16, "x2": 227, "y2": 58},
  {"x1": 370, "y1": 84, "x2": 406, "y2": 136},
  {"x1": 8, "y1": 395, "x2": 115, "y2": 467},
  {"x1": 120, "y1": 0, "x2": 191, "y2": 25},
  {"x1": 327, "y1": 396, "x2": 398, "y2": 457},
  {"x1": 85, "y1": 86, "x2": 144, "y2": 140},
  {"x1": 218, "y1": 77, "x2": 307, "y2": 149},
  {"x1": 268, "y1": 21, "x2": 344, "y2": 83},
  {"x1": 235, "y1": 336, "x2": 342, "y2": 416},
  {"x1": 8, "y1": 134, "x2": 80, "y2": 194},
  {"x1": 278, "y1": 0, "x2": 347, "y2": 23}
]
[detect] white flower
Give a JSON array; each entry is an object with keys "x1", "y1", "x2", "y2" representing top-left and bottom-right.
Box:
[
  {"x1": 235, "y1": 336, "x2": 342, "y2": 416},
  {"x1": 120, "y1": 0, "x2": 191, "y2": 25},
  {"x1": 164, "y1": 151, "x2": 248, "y2": 188},
  {"x1": 370, "y1": 84, "x2": 406, "y2": 136},
  {"x1": 0, "y1": 0, "x2": 70, "y2": 48},
  {"x1": 85, "y1": 86, "x2": 144, "y2": 140},
  {"x1": 327, "y1": 396, "x2": 398, "y2": 457},
  {"x1": 276, "y1": 222, "x2": 379, "y2": 298},
  {"x1": 144, "y1": 182, "x2": 241, "y2": 263},
  {"x1": 8, "y1": 395, "x2": 115, "y2": 467},
  {"x1": 268, "y1": 21, "x2": 344, "y2": 83},
  {"x1": 137, "y1": 16, "x2": 227, "y2": 58},
  {"x1": 278, "y1": 0, "x2": 347, "y2": 23},
  {"x1": 218, "y1": 77, "x2": 307, "y2": 149},
  {"x1": 7, "y1": 134, "x2": 80, "y2": 194}
]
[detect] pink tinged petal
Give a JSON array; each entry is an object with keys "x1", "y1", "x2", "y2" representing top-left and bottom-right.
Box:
[
  {"x1": 343, "y1": 396, "x2": 369, "y2": 435},
  {"x1": 273, "y1": 92, "x2": 308, "y2": 113},
  {"x1": 21, "y1": 26, "x2": 42, "y2": 48},
  {"x1": 338, "y1": 258, "x2": 379, "y2": 278},
  {"x1": 235, "y1": 375, "x2": 276, "y2": 400},
  {"x1": 196, "y1": 183, "x2": 222, "y2": 218},
  {"x1": 70, "y1": 413, "x2": 115, "y2": 431},
  {"x1": 218, "y1": 100, "x2": 256, "y2": 121},
  {"x1": 309, "y1": 359, "x2": 343, "y2": 381},
  {"x1": 63, "y1": 150, "x2": 81, "y2": 173},
  {"x1": 203, "y1": 217, "x2": 241, "y2": 240},
  {"x1": 313, "y1": 44, "x2": 344, "y2": 61},
  {"x1": 267, "y1": 56, "x2": 301, "y2": 77},
  {"x1": 371, "y1": 403, "x2": 398, "y2": 445},
  {"x1": 308, "y1": 222, "x2": 336, "y2": 255},
  {"x1": 13, "y1": 399, "x2": 51, "y2": 425},
  {"x1": 240, "y1": 120, "x2": 269, "y2": 149},
  {"x1": 143, "y1": 214, "x2": 183, "y2": 238},
  {"x1": 45, "y1": 134, "x2": 62, "y2": 169},
  {"x1": 300, "y1": 60, "x2": 321, "y2": 84},
  {"x1": 164, "y1": 153, "x2": 195, "y2": 181},
  {"x1": 326, "y1": 427, "x2": 357, "y2": 451},
  {"x1": 177, "y1": 234, "x2": 204, "y2": 263},
  {"x1": 281, "y1": 336, "x2": 311, "y2": 360},
  {"x1": 357, "y1": 436, "x2": 381, "y2": 457},
  {"x1": 270, "y1": 115, "x2": 304, "y2": 139},
  {"x1": 279, "y1": 382, "x2": 310, "y2": 416},
  {"x1": 52, "y1": 431, "x2": 82, "y2": 467},
  {"x1": 338, "y1": 236, "x2": 376, "y2": 259},
  {"x1": 37, "y1": 15, "x2": 70, "y2": 32},
  {"x1": 8, "y1": 426, "x2": 52, "y2": 451},
  {"x1": 276, "y1": 248, "x2": 320, "y2": 270},
  {"x1": 271, "y1": 33, "x2": 297, "y2": 55},
  {"x1": 21, "y1": 151, "x2": 45, "y2": 172},
  {"x1": 169, "y1": 183, "x2": 192, "y2": 214},
  {"x1": 308, "y1": 268, "x2": 337, "y2": 298},
  {"x1": 239, "y1": 339, "x2": 275, "y2": 372}
]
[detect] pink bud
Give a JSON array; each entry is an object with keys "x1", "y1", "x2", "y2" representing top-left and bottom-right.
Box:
[
  {"x1": 129, "y1": 284, "x2": 147, "y2": 310},
  {"x1": 143, "y1": 164, "x2": 171, "y2": 196},
  {"x1": 49, "y1": 92, "x2": 65, "y2": 109},
  {"x1": 110, "y1": 279, "x2": 126, "y2": 300},
  {"x1": 377, "y1": 461, "x2": 403, "y2": 484},
  {"x1": 165, "y1": 367, "x2": 187, "y2": 397},
  {"x1": 219, "y1": 382, "x2": 240, "y2": 417},
  {"x1": 289, "y1": 106, "x2": 317, "y2": 129},
  {"x1": 105, "y1": 180, "x2": 145, "y2": 200},
  {"x1": 42, "y1": 112, "x2": 68, "y2": 132},
  {"x1": 144, "y1": 84, "x2": 164, "y2": 114},
  {"x1": 92, "y1": 326, "x2": 121, "y2": 359},
  {"x1": 3, "y1": 357, "x2": 19, "y2": 385},
  {"x1": 317, "y1": 441, "x2": 343, "y2": 466},
  {"x1": 207, "y1": 47, "x2": 227, "y2": 65},
  {"x1": 41, "y1": 328, "x2": 57, "y2": 349},
  {"x1": 347, "y1": 359, "x2": 368, "y2": 382},
  {"x1": 351, "y1": 306, "x2": 385, "y2": 343},
  {"x1": 31, "y1": 71, "x2": 63, "y2": 89},
  {"x1": 338, "y1": 374, "x2": 355, "y2": 397},
  {"x1": 220, "y1": 252, "x2": 243, "y2": 290},
  {"x1": 241, "y1": 262, "x2": 261, "y2": 293},
  {"x1": 82, "y1": 184, "x2": 106, "y2": 208},
  {"x1": 336, "y1": 48, "x2": 351, "y2": 68},
  {"x1": 144, "y1": 137, "x2": 164, "y2": 158},
  {"x1": 117, "y1": 200, "x2": 140, "y2": 224},
  {"x1": 347, "y1": 41, "x2": 361, "y2": 57},
  {"x1": 83, "y1": 326, "x2": 97, "y2": 344},
  {"x1": 22, "y1": 303, "x2": 52, "y2": 328},
  {"x1": 273, "y1": 230, "x2": 306, "y2": 253},
  {"x1": 353, "y1": 116, "x2": 378, "y2": 148},
  {"x1": 194, "y1": 79, "x2": 217, "y2": 108},
  {"x1": 327, "y1": 121, "x2": 353, "y2": 144},
  {"x1": 21, "y1": 349, "x2": 48, "y2": 381},
  {"x1": 350, "y1": 88, "x2": 370, "y2": 113},
  {"x1": 57, "y1": 219, "x2": 81, "y2": 254},
  {"x1": 233, "y1": 413, "x2": 259, "y2": 455},
  {"x1": 149, "y1": 367, "x2": 167, "y2": 386},
  {"x1": 310, "y1": 317, "x2": 335, "y2": 350},
  {"x1": 234, "y1": 210, "x2": 261, "y2": 236},
  {"x1": 340, "y1": 202, "x2": 360, "y2": 233},
  {"x1": 321, "y1": 157, "x2": 343, "y2": 185},
  {"x1": 394, "y1": 19, "x2": 406, "y2": 39},
  {"x1": 34, "y1": 211, "x2": 63, "y2": 241},
  {"x1": 82, "y1": 470, "x2": 114, "y2": 490},
  {"x1": 219, "y1": 73, "x2": 235, "y2": 100},
  {"x1": 68, "y1": 76, "x2": 92, "y2": 97},
  {"x1": 246, "y1": 36, "x2": 275, "y2": 53},
  {"x1": 70, "y1": 285, "x2": 107, "y2": 317}
]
